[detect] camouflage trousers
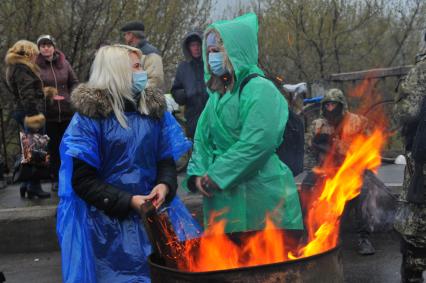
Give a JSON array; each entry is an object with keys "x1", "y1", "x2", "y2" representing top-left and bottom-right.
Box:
[
  {"x1": 400, "y1": 236, "x2": 426, "y2": 283},
  {"x1": 394, "y1": 154, "x2": 426, "y2": 282}
]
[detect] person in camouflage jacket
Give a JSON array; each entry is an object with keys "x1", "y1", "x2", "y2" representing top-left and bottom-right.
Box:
[
  {"x1": 302, "y1": 88, "x2": 376, "y2": 255},
  {"x1": 393, "y1": 32, "x2": 426, "y2": 283}
]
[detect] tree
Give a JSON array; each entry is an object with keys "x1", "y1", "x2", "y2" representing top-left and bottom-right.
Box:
[{"x1": 0, "y1": 0, "x2": 212, "y2": 167}]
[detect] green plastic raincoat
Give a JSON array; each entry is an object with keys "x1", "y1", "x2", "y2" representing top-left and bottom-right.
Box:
[{"x1": 186, "y1": 13, "x2": 303, "y2": 233}]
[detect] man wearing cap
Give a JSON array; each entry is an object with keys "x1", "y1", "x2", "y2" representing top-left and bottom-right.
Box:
[
  {"x1": 171, "y1": 30, "x2": 208, "y2": 139},
  {"x1": 121, "y1": 21, "x2": 164, "y2": 90}
]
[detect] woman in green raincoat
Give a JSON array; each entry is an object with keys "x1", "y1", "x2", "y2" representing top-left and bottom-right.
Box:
[{"x1": 185, "y1": 13, "x2": 303, "y2": 233}]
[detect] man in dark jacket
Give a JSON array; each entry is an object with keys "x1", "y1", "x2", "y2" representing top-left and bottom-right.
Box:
[
  {"x1": 121, "y1": 21, "x2": 164, "y2": 90},
  {"x1": 171, "y1": 31, "x2": 208, "y2": 139}
]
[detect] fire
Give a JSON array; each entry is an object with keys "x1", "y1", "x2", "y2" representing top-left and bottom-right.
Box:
[
  {"x1": 178, "y1": 213, "x2": 290, "y2": 272},
  {"x1": 170, "y1": 79, "x2": 388, "y2": 272},
  {"x1": 290, "y1": 129, "x2": 385, "y2": 259}
]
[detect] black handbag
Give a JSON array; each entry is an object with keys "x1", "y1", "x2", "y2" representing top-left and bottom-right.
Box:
[{"x1": 12, "y1": 132, "x2": 51, "y2": 183}]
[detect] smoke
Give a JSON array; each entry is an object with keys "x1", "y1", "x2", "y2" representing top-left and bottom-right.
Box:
[{"x1": 361, "y1": 170, "x2": 397, "y2": 232}]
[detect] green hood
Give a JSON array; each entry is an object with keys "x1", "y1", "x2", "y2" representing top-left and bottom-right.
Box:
[{"x1": 203, "y1": 13, "x2": 263, "y2": 91}]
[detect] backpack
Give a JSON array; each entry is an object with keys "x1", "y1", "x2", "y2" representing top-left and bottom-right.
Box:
[{"x1": 239, "y1": 74, "x2": 305, "y2": 176}]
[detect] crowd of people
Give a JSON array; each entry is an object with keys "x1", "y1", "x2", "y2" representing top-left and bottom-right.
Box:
[{"x1": 1, "y1": 12, "x2": 426, "y2": 283}]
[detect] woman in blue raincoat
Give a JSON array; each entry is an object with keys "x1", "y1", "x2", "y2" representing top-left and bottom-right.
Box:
[{"x1": 56, "y1": 45, "x2": 201, "y2": 283}]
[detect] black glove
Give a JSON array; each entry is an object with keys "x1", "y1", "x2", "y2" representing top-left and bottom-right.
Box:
[{"x1": 312, "y1": 133, "x2": 332, "y2": 153}]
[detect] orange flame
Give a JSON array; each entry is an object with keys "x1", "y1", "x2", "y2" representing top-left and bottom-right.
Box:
[
  {"x1": 170, "y1": 79, "x2": 388, "y2": 272},
  {"x1": 290, "y1": 129, "x2": 385, "y2": 259}
]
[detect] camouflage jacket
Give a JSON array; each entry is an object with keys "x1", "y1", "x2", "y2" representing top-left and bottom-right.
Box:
[
  {"x1": 304, "y1": 111, "x2": 369, "y2": 170},
  {"x1": 393, "y1": 54, "x2": 426, "y2": 127},
  {"x1": 393, "y1": 54, "x2": 426, "y2": 245}
]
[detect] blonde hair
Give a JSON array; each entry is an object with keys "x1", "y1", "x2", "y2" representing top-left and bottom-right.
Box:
[
  {"x1": 88, "y1": 44, "x2": 142, "y2": 128},
  {"x1": 5, "y1": 40, "x2": 40, "y2": 79}
]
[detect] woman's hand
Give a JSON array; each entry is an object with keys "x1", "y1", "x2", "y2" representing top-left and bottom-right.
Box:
[
  {"x1": 195, "y1": 175, "x2": 219, "y2": 198},
  {"x1": 130, "y1": 195, "x2": 151, "y2": 213},
  {"x1": 147, "y1": 184, "x2": 169, "y2": 209},
  {"x1": 195, "y1": 176, "x2": 211, "y2": 197}
]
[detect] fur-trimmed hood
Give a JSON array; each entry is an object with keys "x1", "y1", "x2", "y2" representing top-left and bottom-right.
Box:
[{"x1": 71, "y1": 83, "x2": 166, "y2": 119}]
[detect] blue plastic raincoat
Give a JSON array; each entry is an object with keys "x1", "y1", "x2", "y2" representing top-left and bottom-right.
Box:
[{"x1": 57, "y1": 108, "x2": 201, "y2": 283}]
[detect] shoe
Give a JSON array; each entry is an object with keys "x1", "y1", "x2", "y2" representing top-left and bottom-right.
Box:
[
  {"x1": 357, "y1": 238, "x2": 375, "y2": 255},
  {"x1": 27, "y1": 182, "x2": 51, "y2": 199},
  {"x1": 19, "y1": 183, "x2": 27, "y2": 198}
]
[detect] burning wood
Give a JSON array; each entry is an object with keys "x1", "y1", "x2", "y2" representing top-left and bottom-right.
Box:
[{"x1": 139, "y1": 202, "x2": 185, "y2": 268}]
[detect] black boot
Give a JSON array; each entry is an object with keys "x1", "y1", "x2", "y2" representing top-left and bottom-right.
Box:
[
  {"x1": 401, "y1": 256, "x2": 423, "y2": 283},
  {"x1": 27, "y1": 181, "x2": 50, "y2": 199},
  {"x1": 20, "y1": 183, "x2": 27, "y2": 198}
]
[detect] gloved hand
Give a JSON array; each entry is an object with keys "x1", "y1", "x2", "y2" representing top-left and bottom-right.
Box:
[
  {"x1": 24, "y1": 113, "x2": 46, "y2": 131},
  {"x1": 312, "y1": 133, "x2": 332, "y2": 153}
]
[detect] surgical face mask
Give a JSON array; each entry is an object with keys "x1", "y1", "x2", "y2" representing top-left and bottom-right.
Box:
[
  {"x1": 131, "y1": 71, "x2": 148, "y2": 96},
  {"x1": 208, "y1": 52, "x2": 227, "y2": 76}
]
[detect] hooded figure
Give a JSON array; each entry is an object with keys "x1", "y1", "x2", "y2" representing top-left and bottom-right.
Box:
[
  {"x1": 171, "y1": 30, "x2": 208, "y2": 139},
  {"x1": 303, "y1": 88, "x2": 376, "y2": 256},
  {"x1": 56, "y1": 45, "x2": 201, "y2": 283},
  {"x1": 305, "y1": 88, "x2": 369, "y2": 169},
  {"x1": 184, "y1": 13, "x2": 303, "y2": 233}
]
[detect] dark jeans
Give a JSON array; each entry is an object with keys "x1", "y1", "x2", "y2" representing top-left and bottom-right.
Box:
[{"x1": 46, "y1": 120, "x2": 70, "y2": 180}]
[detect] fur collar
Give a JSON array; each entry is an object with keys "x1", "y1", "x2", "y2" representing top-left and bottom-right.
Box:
[
  {"x1": 5, "y1": 52, "x2": 40, "y2": 75},
  {"x1": 71, "y1": 83, "x2": 166, "y2": 119}
]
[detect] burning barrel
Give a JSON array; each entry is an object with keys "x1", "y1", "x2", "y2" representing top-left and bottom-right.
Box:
[
  {"x1": 148, "y1": 231, "x2": 344, "y2": 283},
  {"x1": 148, "y1": 243, "x2": 343, "y2": 283}
]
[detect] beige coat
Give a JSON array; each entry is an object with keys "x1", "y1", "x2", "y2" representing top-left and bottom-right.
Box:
[{"x1": 142, "y1": 53, "x2": 164, "y2": 90}]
